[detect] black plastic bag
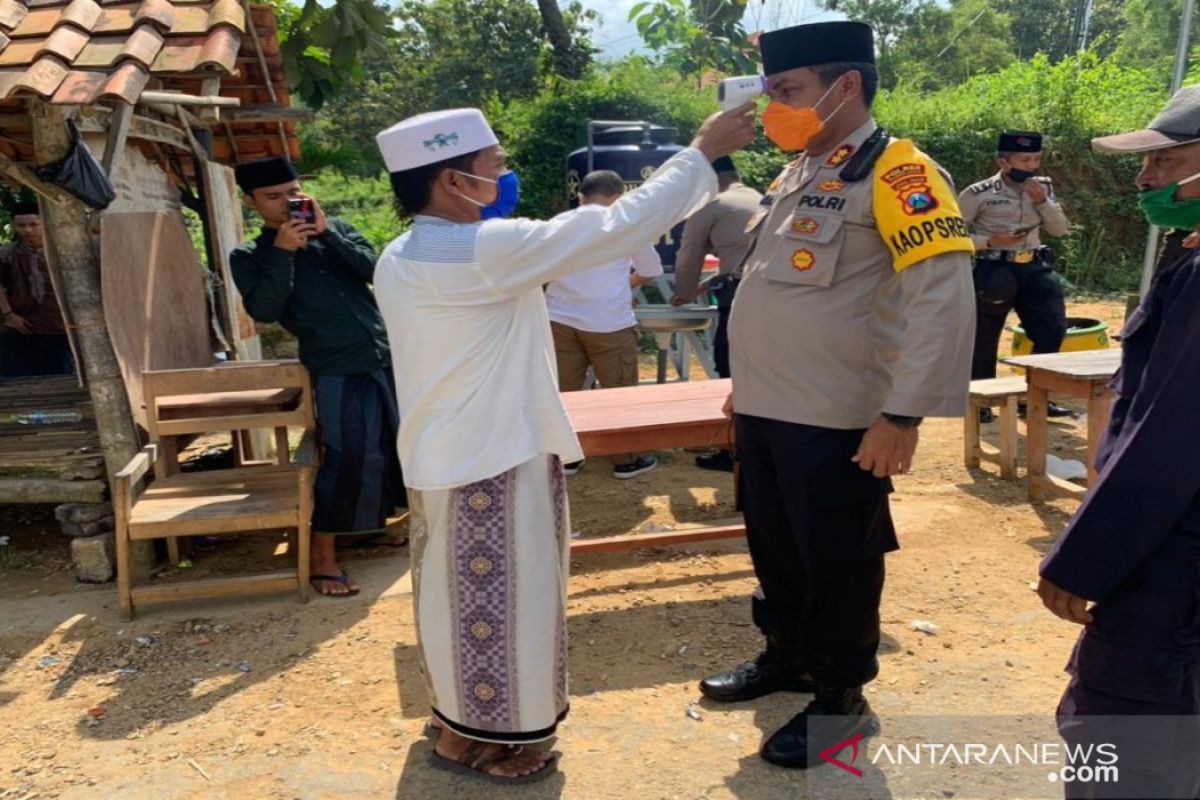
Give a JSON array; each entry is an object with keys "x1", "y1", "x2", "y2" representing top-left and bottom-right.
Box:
[{"x1": 34, "y1": 119, "x2": 116, "y2": 210}]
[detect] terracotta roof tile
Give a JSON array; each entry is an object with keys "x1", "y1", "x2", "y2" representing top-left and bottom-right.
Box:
[
  {"x1": 60, "y1": 0, "x2": 102, "y2": 30},
  {"x1": 0, "y1": 2, "x2": 297, "y2": 167},
  {"x1": 116, "y1": 18, "x2": 161, "y2": 64},
  {"x1": 38, "y1": 20, "x2": 88, "y2": 59},
  {"x1": 0, "y1": 0, "x2": 27, "y2": 29},
  {"x1": 14, "y1": 54, "x2": 68, "y2": 94},
  {"x1": 132, "y1": 0, "x2": 173, "y2": 31}
]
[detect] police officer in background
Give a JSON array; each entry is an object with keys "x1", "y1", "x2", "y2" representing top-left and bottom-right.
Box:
[
  {"x1": 671, "y1": 155, "x2": 763, "y2": 472},
  {"x1": 959, "y1": 132, "x2": 1072, "y2": 418},
  {"x1": 699, "y1": 21, "x2": 976, "y2": 769}
]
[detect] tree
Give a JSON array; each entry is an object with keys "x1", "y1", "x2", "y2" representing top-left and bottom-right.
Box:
[
  {"x1": 276, "y1": 0, "x2": 396, "y2": 110},
  {"x1": 304, "y1": 0, "x2": 596, "y2": 173},
  {"x1": 892, "y1": 0, "x2": 1017, "y2": 90},
  {"x1": 629, "y1": 0, "x2": 757, "y2": 77},
  {"x1": 818, "y1": 0, "x2": 931, "y2": 86},
  {"x1": 1114, "y1": 0, "x2": 1196, "y2": 76},
  {"x1": 535, "y1": 0, "x2": 594, "y2": 79},
  {"x1": 992, "y1": 0, "x2": 1076, "y2": 60}
]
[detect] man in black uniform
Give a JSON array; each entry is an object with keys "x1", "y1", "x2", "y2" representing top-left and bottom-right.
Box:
[{"x1": 959, "y1": 132, "x2": 1073, "y2": 418}]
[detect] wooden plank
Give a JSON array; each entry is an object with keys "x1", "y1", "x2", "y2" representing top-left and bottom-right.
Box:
[
  {"x1": 1030, "y1": 473, "x2": 1087, "y2": 501},
  {"x1": 968, "y1": 376, "x2": 1028, "y2": 398},
  {"x1": 154, "y1": 411, "x2": 304, "y2": 437},
  {"x1": 964, "y1": 399, "x2": 981, "y2": 470},
  {"x1": 1085, "y1": 383, "x2": 1115, "y2": 486},
  {"x1": 998, "y1": 395, "x2": 1019, "y2": 480},
  {"x1": 1024, "y1": 370, "x2": 1093, "y2": 398},
  {"x1": 156, "y1": 388, "x2": 299, "y2": 419},
  {"x1": 570, "y1": 524, "x2": 745, "y2": 554},
  {"x1": 1026, "y1": 378, "x2": 1050, "y2": 501},
  {"x1": 145, "y1": 361, "x2": 305, "y2": 396},
  {"x1": 563, "y1": 379, "x2": 732, "y2": 457},
  {"x1": 100, "y1": 211, "x2": 216, "y2": 428},
  {"x1": 130, "y1": 511, "x2": 298, "y2": 539},
  {"x1": 130, "y1": 573, "x2": 298, "y2": 605},
  {"x1": 0, "y1": 478, "x2": 106, "y2": 503},
  {"x1": 1003, "y1": 349, "x2": 1121, "y2": 379}
]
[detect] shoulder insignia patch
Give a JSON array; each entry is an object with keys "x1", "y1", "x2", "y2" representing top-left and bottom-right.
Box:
[{"x1": 825, "y1": 144, "x2": 855, "y2": 168}]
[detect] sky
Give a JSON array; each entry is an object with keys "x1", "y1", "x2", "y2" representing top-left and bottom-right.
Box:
[{"x1": 579, "y1": 0, "x2": 845, "y2": 58}]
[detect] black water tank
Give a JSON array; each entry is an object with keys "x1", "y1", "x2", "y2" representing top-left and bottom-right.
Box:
[{"x1": 567, "y1": 124, "x2": 686, "y2": 269}]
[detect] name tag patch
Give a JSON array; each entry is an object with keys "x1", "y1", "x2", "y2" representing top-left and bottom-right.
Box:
[{"x1": 797, "y1": 194, "x2": 846, "y2": 212}]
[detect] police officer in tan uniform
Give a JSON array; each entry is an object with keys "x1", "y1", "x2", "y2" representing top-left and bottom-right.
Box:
[
  {"x1": 698, "y1": 21, "x2": 976, "y2": 769},
  {"x1": 671, "y1": 156, "x2": 763, "y2": 472},
  {"x1": 959, "y1": 132, "x2": 1072, "y2": 417}
]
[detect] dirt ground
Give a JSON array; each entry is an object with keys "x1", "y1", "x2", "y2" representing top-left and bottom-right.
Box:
[{"x1": 0, "y1": 301, "x2": 1127, "y2": 800}]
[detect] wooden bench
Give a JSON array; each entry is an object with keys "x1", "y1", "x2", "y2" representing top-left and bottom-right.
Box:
[
  {"x1": 965, "y1": 376, "x2": 1027, "y2": 480},
  {"x1": 114, "y1": 362, "x2": 317, "y2": 619}
]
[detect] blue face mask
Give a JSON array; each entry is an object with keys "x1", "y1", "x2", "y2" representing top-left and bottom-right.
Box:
[{"x1": 455, "y1": 170, "x2": 520, "y2": 219}]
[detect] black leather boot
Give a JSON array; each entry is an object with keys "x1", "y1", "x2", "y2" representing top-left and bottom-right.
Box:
[
  {"x1": 699, "y1": 631, "x2": 815, "y2": 702},
  {"x1": 760, "y1": 684, "x2": 879, "y2": 769}
]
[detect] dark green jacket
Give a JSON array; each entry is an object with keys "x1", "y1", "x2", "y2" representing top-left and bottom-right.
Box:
[{"x1": 230, "y1": 218, "x2": 389, "y2": 376}]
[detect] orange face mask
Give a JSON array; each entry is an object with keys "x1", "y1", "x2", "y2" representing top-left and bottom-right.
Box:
[{"x1": 761, "y1": 78, "x2": 846, "y2": 152}]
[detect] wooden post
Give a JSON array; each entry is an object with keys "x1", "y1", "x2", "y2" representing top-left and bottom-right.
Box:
[{"x1": 29, "y1": 101, "x2": 156, "y2": 580}]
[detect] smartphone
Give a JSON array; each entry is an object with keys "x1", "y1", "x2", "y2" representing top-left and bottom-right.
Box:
[
  {"x1": 1010, "y1": 224, "x2": 1038, "y2": 235},
  {"x1": 288, "y1": 197, "x2": 315, "y2": 224}
]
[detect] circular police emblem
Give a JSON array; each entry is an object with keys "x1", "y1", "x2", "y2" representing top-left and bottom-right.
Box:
[
  {"x1": 640, "y1": 165, "x2": 656, "y2": 180},
  {"x1": 903, "y1": 190, "x2": 938, "y2": 215},
  {"x1": 566, "y1": 170, "x2": 581, "y2": 197}
]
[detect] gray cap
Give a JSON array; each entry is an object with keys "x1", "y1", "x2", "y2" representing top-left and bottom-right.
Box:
[{"x1": 1093, "y1": 85, "x2": 1200, "y2": 153}]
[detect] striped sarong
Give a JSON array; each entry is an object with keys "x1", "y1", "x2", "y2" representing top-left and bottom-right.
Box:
[
  {"x1": 312, "y1": 368, "x2": 406, "y2": 534},
  {"x1": 408, "y1": 454, "x2": 570, "y2": 743}
]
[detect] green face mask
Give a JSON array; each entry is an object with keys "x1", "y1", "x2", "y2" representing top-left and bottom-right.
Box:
[{"x1": 1138, "y1": 170, "x2": 1200, "y2": 229}]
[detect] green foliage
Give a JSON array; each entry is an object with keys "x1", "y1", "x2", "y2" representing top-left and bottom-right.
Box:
[
  {"x1": 278, "y1": 0, "x2": 395, "y2": 110},
  {"x1": 488, "y1": 60, "x2": 719, "y2": 219},
  {"x1": 629, "y1": 0, "x2": 756, "y2": 76},
  {"x1": 1114, "y1": 0, "x2": 1195, "y2": 76},
  {"x1": 879, "y1": 54, "x2": 1168, "y2": 292},
  {"x1": 892, "y1": 0, "x2": 1017, "y2": 90},
  {"x1": 303, "y1": 171, "x2": 402, "y2": 254},
  {"x1": 304, "y1": 0, "x2": 596, "y2": 175}
]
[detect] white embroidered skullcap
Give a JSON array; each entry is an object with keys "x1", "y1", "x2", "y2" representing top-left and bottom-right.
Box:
[{"x1": 376, "y1": 108, "x2": 500, "y2": 173}]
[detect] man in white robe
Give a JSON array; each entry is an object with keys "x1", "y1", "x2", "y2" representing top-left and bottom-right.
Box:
[{"x1": 373, "y1": 106, "x2": 753, "y2": 783}]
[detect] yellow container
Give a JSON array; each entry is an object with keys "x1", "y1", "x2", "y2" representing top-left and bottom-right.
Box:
[{"x1": 1011, "y1": 316, "x2": 1110, "y2": 358}]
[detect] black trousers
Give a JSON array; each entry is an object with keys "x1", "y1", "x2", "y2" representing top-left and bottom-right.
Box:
[
  {"x1": 970, "y1": 258, "x2": 1066, "y2": 379},
  {"x1": 735, "y1": 413, "x2": 898, "y2": 688},
  {"x1": 1056, "y1": 535, "x2": 1200, "y2": 800},
  {"x1": 0, "y1": 333, "x2": 74, "y2": 378},
  {"x1": 711, "y1": 276, "x2": 739, "y2": 379}
]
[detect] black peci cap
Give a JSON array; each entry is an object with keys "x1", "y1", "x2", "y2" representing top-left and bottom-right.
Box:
[
  {"x1": 759, "y1": 21, "x2": 875, "y2": 77},
  {"x1": 997, "y1": 131, "x2": 1043, "y2": 153},
  {"x1": 235, "y1": 157, "x2": 300, "y2": 193}
]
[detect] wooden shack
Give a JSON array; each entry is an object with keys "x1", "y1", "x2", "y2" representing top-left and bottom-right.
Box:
[{"x1": 0, "y1": 0, "x2": 306, "y2": 517}]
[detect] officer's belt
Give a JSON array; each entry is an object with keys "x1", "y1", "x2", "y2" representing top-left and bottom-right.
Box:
[{"x1": 977, "y1": 248, "x2": 1040, "y2": 264}]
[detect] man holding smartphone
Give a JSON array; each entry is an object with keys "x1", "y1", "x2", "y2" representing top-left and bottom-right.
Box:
[
  {"x1": 959, "y1": 132, "x2": 1073, "y2": 418},
  {"x1": 231, "y1": 157, "x2": 406, "y2": 598}
]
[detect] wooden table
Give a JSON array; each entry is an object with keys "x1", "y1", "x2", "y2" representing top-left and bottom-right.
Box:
[
  {"x1": 1002, "y1": 350, "x2": 1122, "y2": 501},
  {"x1": 561, "y1": 379, "x2": 742, "y2": 553}
]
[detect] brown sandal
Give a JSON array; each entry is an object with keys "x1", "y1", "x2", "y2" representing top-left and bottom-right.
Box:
[{"x1": 430, "y1": 739, "x2": 558, "y2": 784}]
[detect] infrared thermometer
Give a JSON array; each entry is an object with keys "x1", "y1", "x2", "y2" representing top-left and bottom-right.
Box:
[{"x1": 718, "y1": 75, "x2": 766, "y2": 111}]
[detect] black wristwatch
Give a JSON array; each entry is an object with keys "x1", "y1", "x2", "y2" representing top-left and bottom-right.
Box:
[{"x1": 881, "y1": 413, "x2": 923, "y2": 429}]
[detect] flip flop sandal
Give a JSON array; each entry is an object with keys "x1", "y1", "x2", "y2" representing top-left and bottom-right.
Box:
[
  {"x1": 308, "y1": 571, "x2": 361, "y2": 597},
  {"x1": 430, "y1": 740, "x2": 558, "y2": 785}
]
